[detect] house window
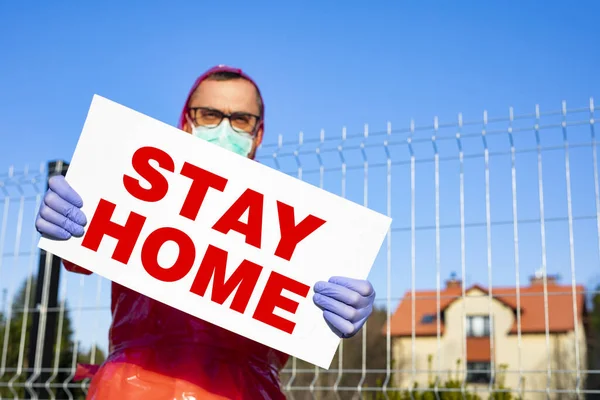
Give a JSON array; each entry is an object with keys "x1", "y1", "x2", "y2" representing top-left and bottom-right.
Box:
[
  {"x1": 466, "y1": 315, "x2": 490, "y2": 337},
  {"x1": 421, "y1": 314, "x2": 435, "y2": 324},
  {"x1": 466, "y1": 362, "x2": 492, "y2": 384}
]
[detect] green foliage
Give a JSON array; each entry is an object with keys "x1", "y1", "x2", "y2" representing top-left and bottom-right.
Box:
[
  {"x1": 363, "y1": 358, "x2": 520, "y2": 400},
  {"x1": 363, "y1": 378, "x2": 482, "y2": 400},
  {"x1": 0, "y1": 275, "x2": 105, "y2": 399}
]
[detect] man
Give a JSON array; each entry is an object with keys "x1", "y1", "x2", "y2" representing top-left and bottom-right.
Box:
[{"x1": 35, "y1": 65, "x2": 376, "y2": 399}]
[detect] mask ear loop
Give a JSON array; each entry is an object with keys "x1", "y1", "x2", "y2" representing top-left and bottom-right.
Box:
[{"x1": 184, "y1": 113, "x2": 197, "y2": 131}]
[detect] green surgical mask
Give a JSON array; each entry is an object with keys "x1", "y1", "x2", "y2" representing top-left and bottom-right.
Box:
[{"x1": 192, "y1": 120, "x2": 253, "y2": 157}]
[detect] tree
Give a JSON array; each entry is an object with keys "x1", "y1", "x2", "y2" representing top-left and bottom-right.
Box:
[
  {"x1": 585, "y1": 284, "x2": 600, "y2": 398},
  {"x1": 0, "y1": 275, "x2": 105, "y2": 399}
]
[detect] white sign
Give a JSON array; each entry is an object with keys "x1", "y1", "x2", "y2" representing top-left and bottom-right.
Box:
[{"x1": 38, "y1": 95, "x2": 392, "y2": 369}]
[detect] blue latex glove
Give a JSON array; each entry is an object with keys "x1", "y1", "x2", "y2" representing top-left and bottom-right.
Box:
[
  {"x1": 35, "y1": 175, "x2": 87, "y2": 240},
  {"x1": 313, "y1": 276, "x2": 375, "y2": 338}
]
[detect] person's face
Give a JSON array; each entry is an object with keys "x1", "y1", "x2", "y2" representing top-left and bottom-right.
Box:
[{"x1": 183, "y1": 78, "x2": 263, "y2": 159}]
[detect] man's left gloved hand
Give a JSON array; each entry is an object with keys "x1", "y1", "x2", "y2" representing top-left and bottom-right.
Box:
[{"x1": 313, "y1": 276, "x2": 375, "y2": 338}]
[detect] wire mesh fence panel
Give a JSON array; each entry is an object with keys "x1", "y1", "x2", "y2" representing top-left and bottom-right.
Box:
[
  {"x1": 0, "y1": 163, "x2": 111, "y2": 400},
  {"x1": 0, "y1": 99, "x2": 598, "y2": 399},
  {"x1": 266, "y1": 99, "x2": 600, "y2": 400}
]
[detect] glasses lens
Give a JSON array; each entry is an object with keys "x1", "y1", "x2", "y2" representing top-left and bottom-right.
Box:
[
  {"x1": 194, "y1": 108, "x2": 223, "y2": 128},
  {"x1": 230, "y1": 113, "x2": 258, "y2": 134}
]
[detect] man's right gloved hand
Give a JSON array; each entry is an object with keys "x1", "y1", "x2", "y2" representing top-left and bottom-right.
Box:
[{"x1": 35, "y1": 175, "x2": 87, "y2": 240}]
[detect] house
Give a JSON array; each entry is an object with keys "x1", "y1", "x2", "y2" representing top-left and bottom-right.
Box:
[{"x1": 385, "y1": 273, "x2": 588, "y2": 399}]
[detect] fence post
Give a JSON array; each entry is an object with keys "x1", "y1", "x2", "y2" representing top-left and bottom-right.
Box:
[{"x1": 26, "y1": 160, "x2": 69, "y2": 398}]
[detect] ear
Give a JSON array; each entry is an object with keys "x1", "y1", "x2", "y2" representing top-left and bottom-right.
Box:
[
  {"x1": 249, "y1": 126, "x2": 264, "y2": 160},
  {"x1": 255, "y1": 126, "x2": 264, "y2": 147},
  {"x1": 182, "y1": 120, "x2": 193, "y2": 134}
]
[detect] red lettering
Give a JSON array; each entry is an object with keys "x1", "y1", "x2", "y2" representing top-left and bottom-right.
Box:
[
  {"x1": 274, "y1": 201, "x2": 326, "y2": 261},
  {"x1": 253, "y1": 271, "x2": 310, "y2": 334},
  {"x1": 81, "y1": 199, "x2": 146, "y2": 264},
  {"x1": 190, "y1": 245, "x2": 262, "y2": 313},
  {"x1": 141, "y1": 227, "x2": 196, "y2": 282},
  {"x1": 179, "y1": 162, "x2": 228, "y2": 221},
  {"x1": 123, "y1": 146, "x2": 175, "y2": 202},
  {"x1": 212, "y1": 189, "x2": 264, "y2": 249}
]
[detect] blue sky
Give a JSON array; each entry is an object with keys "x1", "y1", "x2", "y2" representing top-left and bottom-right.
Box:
[{"x1": 1, "y1": 1, "x2": 599, "y2": 355}]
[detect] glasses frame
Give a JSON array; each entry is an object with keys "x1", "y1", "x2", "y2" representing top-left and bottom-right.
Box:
[{"x1": 187, "y1": 106, "x2": 262, "y2": 136}]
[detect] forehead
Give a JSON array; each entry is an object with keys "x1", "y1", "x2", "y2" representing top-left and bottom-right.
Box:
[{"x1": 188, "y1": 78, "x2": 259, "y2": 115}]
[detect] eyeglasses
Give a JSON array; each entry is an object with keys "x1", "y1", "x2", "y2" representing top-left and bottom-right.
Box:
[{"x1": 188, "y1": 107, "x2": 261, "y2": 135}]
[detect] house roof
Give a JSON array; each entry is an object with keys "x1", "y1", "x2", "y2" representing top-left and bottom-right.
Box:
[{"x1": 385, "y1": 281, "x2": 587, "y2": 337}]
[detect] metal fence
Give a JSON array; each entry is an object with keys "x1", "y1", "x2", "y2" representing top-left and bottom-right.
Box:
[{"x1": 1, "y1": 99, "x2": 599, "y2": 399}]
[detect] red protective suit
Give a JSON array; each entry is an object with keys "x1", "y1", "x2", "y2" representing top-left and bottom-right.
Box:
[{"x1": 67, "y1": 66, "x2": 289, "y2": 399}]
